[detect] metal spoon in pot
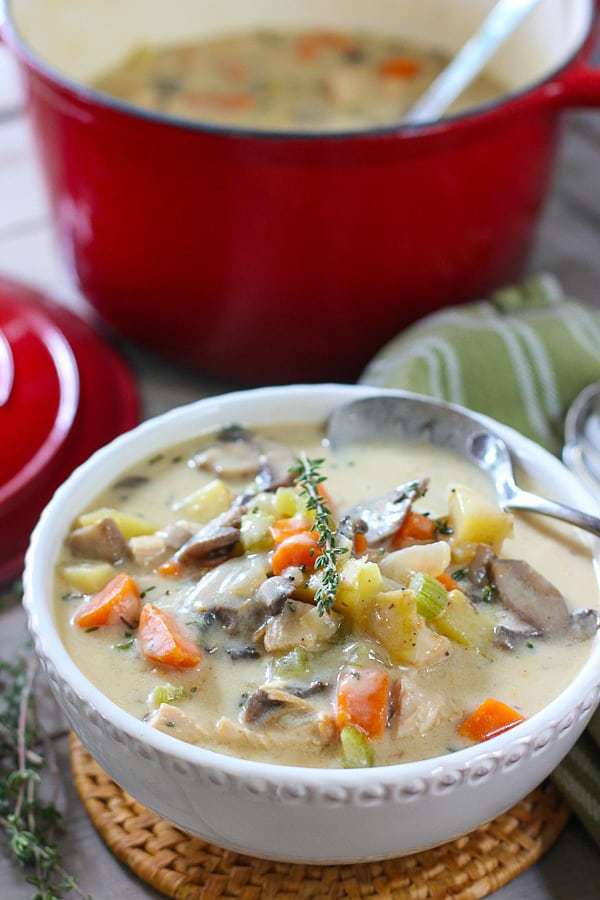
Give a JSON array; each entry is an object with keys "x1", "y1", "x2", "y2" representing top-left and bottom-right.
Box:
[
  {"x1": 327, "y1": 395, "x2": 600, "y2": 538},
  {"x1": 563, "y1": 382, "x2": 600, "y2": 493},
  {"x1": 404, "y1": 0, "x2": 544, "y2": 125}
]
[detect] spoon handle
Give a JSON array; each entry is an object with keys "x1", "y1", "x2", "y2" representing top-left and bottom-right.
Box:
[
  {"x1": 507, "y1": 490, "x2": 600, "y2": 538},
  {"x1": 404, "y1": 0, "x2": 542, "y2": 124}
]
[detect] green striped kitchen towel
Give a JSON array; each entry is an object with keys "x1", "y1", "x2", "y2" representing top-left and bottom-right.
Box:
[
  {"x1": 361, "y1": 273, "x2": 600, "y2": 455},
  {"x1": 361, "y1": 273, "x2": 600, "y2": 844}
]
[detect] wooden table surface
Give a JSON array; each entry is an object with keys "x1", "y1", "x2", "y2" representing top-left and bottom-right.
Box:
[{"x1": 1, "y1": 42, "x2": 600, "y2": 899}]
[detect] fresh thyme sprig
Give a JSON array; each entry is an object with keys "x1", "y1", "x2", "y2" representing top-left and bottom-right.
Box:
[
  {"x1": 0, "y1": 642, "x2": 91, "y2": 900},
  {"x1": 290, "y1": 454, "x2": 345, "y2": 616}
]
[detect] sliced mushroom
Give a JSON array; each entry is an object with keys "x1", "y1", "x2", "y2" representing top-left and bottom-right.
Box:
[
  {"x1": 341, "y1": 478, "x2": 429, "y2": 545},
  {"x1": 255, "y1": 575, "x2": 297, "y2": 614},
  {"x1": 176, "y1": 508, "x2": 242, "y2": 566},
  {"x1": 242, "y1": 688, "x2": 285, "y2": 723},
  {"x1": 194, "y1": 431, "x2": 262, "y2": 479},
  {"x1": 493, "y1": 624, "x2": 542, "y2": 651},
  {"x1": 568, "y1": 608, "x2": 599, "y2": 642},
  {"x1": 255, "y1": 440, "x2": 296, "y2": 491},
  {"x1": 263, "y1": 601, "x2": 340, "y2": 653},
  {"x1": 286, "y1": 680, "x2": 330, "y2": 699},
  {"x1": 226, "y1": 645, "x2": 261, "y2": 661},
  {"x1": 68, "y1": 518, "x2": 129, "y2": 563},
  {"x1": 468, "y1": 544, "x2": 495, "y2": 587},
  {"x1": 489, "y1": 559, "x2": 570, "y2": 634},
  {"x1": 242, "y1": 686, "x2": 316, "y2": 724}
]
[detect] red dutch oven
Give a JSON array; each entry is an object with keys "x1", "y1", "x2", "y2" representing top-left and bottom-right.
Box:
[{"x1": 3, "y1": 0, "x2": 600, "y2": 383}]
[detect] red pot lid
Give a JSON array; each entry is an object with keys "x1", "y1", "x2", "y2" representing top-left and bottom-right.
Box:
[{"x1": 0, "y1": 277, "x2": 139, "y2": 583}]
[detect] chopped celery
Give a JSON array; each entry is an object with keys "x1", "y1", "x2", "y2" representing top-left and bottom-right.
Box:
[
  {"x1": 273, "y1": 646, "x2": 310, "y2": 676},
  {"x1": 240, "y1": 510, "x2": 274, "y2": 551},
  {"x1": 151, "y1": 684, "x2": 187, "y2": 707},
  {"x1": 341, "y1": 725, "x2": 374, "y2": 768},
  {"x1": 410, "y1": 572, "x2": 448, "y2": 620},
  {"x1": 343, "y1": 641, "x2": 389, "y2": 668},
  {"x1": 432, "y1": 589, "x2": 492, "y2": 649}
]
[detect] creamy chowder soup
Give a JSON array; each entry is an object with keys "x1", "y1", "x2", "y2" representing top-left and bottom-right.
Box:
[
  {"x1": 53, "y1": 424, "x2": 599, "y2": 768},
  {"x1": 93, "y1": 29, "x2": 505, "y2": 131}
]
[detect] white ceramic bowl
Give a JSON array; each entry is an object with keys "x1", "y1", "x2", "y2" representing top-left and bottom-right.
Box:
[{"x1": 23, "y1": 385, "x2": 600, "y2": 864}]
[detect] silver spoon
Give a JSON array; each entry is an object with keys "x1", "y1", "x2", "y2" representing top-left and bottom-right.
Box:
[
  {"x1": 563, "y1": 382, "x2": 600, "y2": 493},
  {"x1": 327, "y1": 395, "x2": 600, "y2": 538},
  {"x1": 404, "y1": 0, "x2": 544, "y2": 125}
]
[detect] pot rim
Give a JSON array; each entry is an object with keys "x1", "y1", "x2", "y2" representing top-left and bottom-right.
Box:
[
  {"x1": 23, "y1": 384, "x2": 600, "y2": 787},
  {"x1": 2, "y1": 0, "x2": 597, "y2": 141}
]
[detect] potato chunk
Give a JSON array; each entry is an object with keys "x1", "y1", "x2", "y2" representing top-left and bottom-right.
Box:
[
  {"x1": 77, "y1": 507, "x2": 157, "y2": 538},
  {"x1": 172, "y1": 479, "x2": 233, "y2": 523},
  {"x1": 367, "y1": 590, "x2": 420, "y2": 665},
  {"x1": 448, "y1": 485, "x2": 513, "y2": 553},
  {"x1": 335, "y1": 557, "x2": 383, "y2": 628},
  {"x1": 62, "y1": 563, "x2": 116, "y2": 594},
  {"x1": 432, "y1": 589, "x2": 493, "y2": 650}
]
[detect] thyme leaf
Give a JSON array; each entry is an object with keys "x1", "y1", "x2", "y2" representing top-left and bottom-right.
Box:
[
  {"x1": 290, "y1": 455, "x2": 344, "y2": 616},
  {"x1": 0, "y1": 650, "x2": 92, "y2": 899}
]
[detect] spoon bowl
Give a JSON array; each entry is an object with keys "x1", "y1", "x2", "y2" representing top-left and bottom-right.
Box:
[
  {"x1": 564, "y1": 381, "x2": 600, "y2": 492},
  {"x1": 328, "y1": 395, "x2": 600, "y2": 539}
]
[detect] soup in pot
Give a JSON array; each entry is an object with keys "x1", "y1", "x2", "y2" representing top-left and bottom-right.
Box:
[
  {"x1": 93, "y1": 29, "x2": 505, "y2": 131},
  {"x1": 53, "y1": 423, "x2": 599, "y2": 768}
]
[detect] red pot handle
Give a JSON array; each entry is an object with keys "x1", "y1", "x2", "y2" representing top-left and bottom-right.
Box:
[{"x1": 550, "y1": 61, "x2": 600, "y2": 108}]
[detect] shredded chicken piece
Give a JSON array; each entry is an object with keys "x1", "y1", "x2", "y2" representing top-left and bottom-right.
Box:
[
  {"x1": 129, "y1": 533, "x2": 167, "y2": 566},
  {"x1": 242, "y1": 685, "x2": 316, "y2": 723},
  {"x1": 264, "y1": 601, "x2": 340, "y2": 653},
  {"x1": 412, "y1": 625, "x2": 452, "y2": 668},
  {"x1": 149, "y1": 704, "x2": 211, "y2": 744},
  {"x1": 161, "y1": 519, "x2": 198, "y2": 550},
  {"x1": 391, "y1": 678, "x2": 446, "y2": 739},
  {"x1": 216, "y1": 712, "x2": 336, "y2": 751}
]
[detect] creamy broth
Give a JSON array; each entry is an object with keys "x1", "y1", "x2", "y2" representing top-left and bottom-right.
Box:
[
  {"x1": 93, "y1": 29, "x2": 505, "y2": 131},
  {"x1": 53, "y1": 425, "x2": 598, "y2": 768}
]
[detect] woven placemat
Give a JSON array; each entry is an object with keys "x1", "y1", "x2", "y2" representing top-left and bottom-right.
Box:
[{"x1": 69, "y1": 734, "x2": 569, "y2": 899}]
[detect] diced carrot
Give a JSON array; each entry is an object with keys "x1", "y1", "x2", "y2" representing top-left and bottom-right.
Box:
[
  {"x1": 379, "y1": 57, "x2": 420, "y2": 79},
  {"x1": 336, "y1": 668, "x2": 391, "y2": 739},
  {"x1": 391, "y1": 512, "x2": 436, "y2": 548},
  {"x1": 437, "y1": 572, "x2": 461, "y2": 592},
  {"x1": 75, "y1": 573, "x2": 141, "y2": 630},
  {"x1": 138, "y1": 604, "x2": 202, "y2": 669},
  {"x1": 271, "y1": 531, "x2": 322, "y2": 575},
  {"x1": 220, "y1": 60, "x2": 250, "y2": 83},
  {"x1": 157, "y1": 559, "x2": 184, "y2": 578},
  {"x1": 354, "y1": 531, "x2": 368, "y2": 556},
  {"x1": 270, "y1": 515, "x2": 312, "y2": 545},
  {"x1": 458, "y1": 698, "x2": 525, "y2": 743},
  {"x1": 186, "y1": 91, "x2": 256, "y2": 111},
  {"x1": 296, "y1": 30, "x2": 356, "y2": 60}
]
